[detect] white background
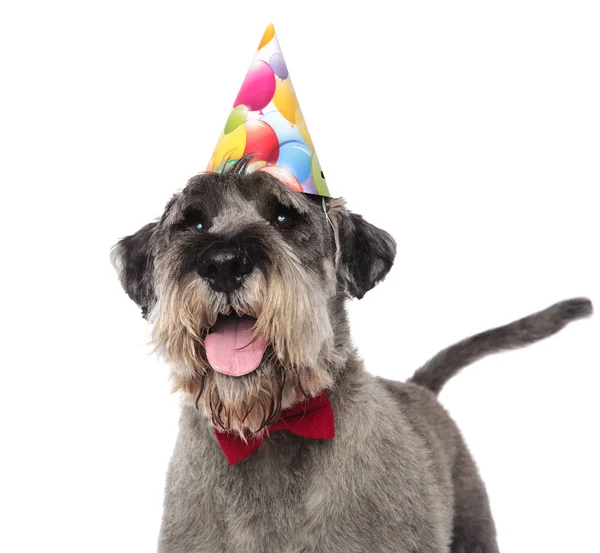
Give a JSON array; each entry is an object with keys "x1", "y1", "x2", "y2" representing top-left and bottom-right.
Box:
[{"x1": 1, "y1": 1, "x2": 598, "y2": 552}]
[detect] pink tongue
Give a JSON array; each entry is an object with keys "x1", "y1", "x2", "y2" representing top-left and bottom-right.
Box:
[{"x1": 205, "y1": 316, "x2": 267, "y2": 377}]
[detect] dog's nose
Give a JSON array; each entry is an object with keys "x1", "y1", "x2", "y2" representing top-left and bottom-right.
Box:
[{"x1": 197, "y1": 248, "x2": 254, "y2": 293}]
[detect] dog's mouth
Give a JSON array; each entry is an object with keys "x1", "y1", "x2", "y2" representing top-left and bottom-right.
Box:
[{"x1": 204, "y1": 313, "x2": 267, "y2": 378}]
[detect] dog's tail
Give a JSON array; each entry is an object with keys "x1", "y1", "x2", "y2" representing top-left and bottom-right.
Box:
[{"x1": 409, "y1": 297, "x2": 593, "y2": 395}]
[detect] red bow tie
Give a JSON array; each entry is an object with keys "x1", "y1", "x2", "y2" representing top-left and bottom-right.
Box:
[{"x1": 214, "y1": 391, "x2": 335, "y2": 465}]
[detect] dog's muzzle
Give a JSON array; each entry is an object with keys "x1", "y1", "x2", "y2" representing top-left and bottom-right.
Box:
[
  {"x1": 195, "y1": 245, "x2": 266, "y2": 378},
  {"x1": 197, "y1": 247, "x2": 254, "y2": 294}
]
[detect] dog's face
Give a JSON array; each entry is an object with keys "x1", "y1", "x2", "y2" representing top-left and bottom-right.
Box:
[{"x1": 112, "y1": 159, "x2": 395, "y2": 436}]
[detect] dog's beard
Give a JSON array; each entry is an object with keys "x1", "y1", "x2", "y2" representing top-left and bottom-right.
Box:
[{"x1": 150, "y1": 249, "x2": 335, "y2": 435}]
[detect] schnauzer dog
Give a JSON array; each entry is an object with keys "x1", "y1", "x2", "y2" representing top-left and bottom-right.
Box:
[{"x1": 112, "y1": 157, "x2": 592, "y2": 552}]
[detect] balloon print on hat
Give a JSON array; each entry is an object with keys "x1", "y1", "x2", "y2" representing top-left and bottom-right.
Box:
[
  {"x1": 224, "y1": 105, "x2": 248, "y2": 135},
  {"x1": 258, "y1": 23, "x2": 275, "y2": 50},
  {"x1": 277, "y1": 140, "x2": 312, "y2": 184},
  {"x1": 295, "y1": 107, "x2": 314, "y2": 151},
  {"x1": 234, "y1": 61, "x2": 276, "y2": 113},
  {"x1": 243, "y1": 120, "x2": 279, "y2": 163},
  {"x1": 210, "y1": 124, "x2": 247, "y2": 171},
  {"x1": 273, "y1": 78, "x2": 299, "y2": 124},
  {"x1": 259, "y1": 110, "x2": 304, "y2": 147},
  {"x1": 207, "y1": 25, "x2": 331, "y2": 196},
  {"x1": 300, "y1": 174, "x2": 318, "y2": 195},
  {"x1": 260, "y1": 165, "x2": 303, "y2": 192},
  {"x1": 269, "y1": 53, "x2": 288, "y2": 80}
]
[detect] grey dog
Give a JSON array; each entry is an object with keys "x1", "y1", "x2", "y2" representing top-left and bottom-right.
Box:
[{"x1": 112, "y1": 157, "x2": 592, "y2": 552}]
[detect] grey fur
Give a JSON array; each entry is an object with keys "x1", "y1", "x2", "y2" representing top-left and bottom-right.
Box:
[{"x1": 112, "y1": 160, "x2": 593, "y2": 553}]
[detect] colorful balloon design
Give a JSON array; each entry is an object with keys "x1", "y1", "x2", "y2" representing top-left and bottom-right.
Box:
[
  {"x1": 210, "y1": 124, "x2": 246, "y2": 170},
  {"x1": 259, "y1": 165, "x2": 303, "y2": 192},
  {"x1": 273, "y1": 77, "x2": 299, "y2": 125},
  {"x1": 208, "y1": 24, "x2": 331, "y2": 196},
  {"x1": 234, "y1": 61, "x2": 276, "y2": 112},
  {"x1": 300, "y1": 174, "x2": 318, "y2": 195},
  {"x1": 247, "y1": 159, "x2": 267, "y2": 172},
  {"x1": 295, "y1": 107, "x2": 314, "y2": 151},
  {"x1": 258, "y1": 23, "x2": 275, "y2": 50},
  {"x1": 269, "y1": 53, "x2": 288, "y2": 80},
  {"x1": 259, "y1": 110, "x2": 304, "y2": 146},
  {"x1": 224, "y1": 104, "x2": 248, "y2": 134},
  {"x1": 277, "y1": 141, "x2": 312, "y2": 184},
  {"x1": 243, "y1": 120, "x2": 279, "y2": 163}
]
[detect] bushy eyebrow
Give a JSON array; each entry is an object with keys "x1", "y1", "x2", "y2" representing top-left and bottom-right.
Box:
[
  {"x1": 162, "y1": 174, "x2": 224, "y2": 225},
  {"x1": 248, "y1": 172, "x2": 313, "y2": 215},
  {"x1": 180, "y1": 206, "x2": 205, "y2": 223},
  {"x1": 159, "y1": 169, "x2": 322, "y2": 232}
]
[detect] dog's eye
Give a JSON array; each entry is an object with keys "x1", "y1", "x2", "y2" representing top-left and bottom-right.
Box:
[
  {"x1": 182, "y1": 208, "x2": 207, "y2": 232},
  {"x1": 274, "y1": 211, "x2": 296, "y2": 230}
]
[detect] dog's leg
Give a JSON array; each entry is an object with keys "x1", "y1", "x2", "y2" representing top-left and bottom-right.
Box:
[{"x1": 450, "y1": 445, "x2": 500, "y2": 553}]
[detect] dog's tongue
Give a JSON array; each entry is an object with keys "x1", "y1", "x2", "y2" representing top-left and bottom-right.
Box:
[{"x1": 205, "y1": 315, "x2": 266, "y2": 377}]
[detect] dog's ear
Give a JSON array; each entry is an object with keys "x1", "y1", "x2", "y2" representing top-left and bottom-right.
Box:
[
  {"x1": 336, "y1": 210, "x2": 396, "y2": 299},
  {"x1": 111, "y1": 222, "x2": 158, "y2": 318}
]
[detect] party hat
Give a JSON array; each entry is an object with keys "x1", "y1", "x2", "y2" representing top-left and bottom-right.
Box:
[{"x1": 208, "y1": 24, "x2": 330, "y2": 197}]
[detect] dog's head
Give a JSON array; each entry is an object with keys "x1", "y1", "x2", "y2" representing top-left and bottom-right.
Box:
[{"x1": 112, "y1": 158, "x2": 395, "y2": 436}]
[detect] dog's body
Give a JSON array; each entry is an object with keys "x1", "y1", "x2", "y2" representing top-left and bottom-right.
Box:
[
  {"x1": 160, "y1": 373, "x2": 458, "y2": 553},
  {"x1": 112, "y1": 158, "x2": 592, "y2": 552},
  {"x1": 159, "y1": 373, "x2": 474, "y2": 553},
  {"x1": 157, "y1": 300, "x2": 590, "y2": 553}
]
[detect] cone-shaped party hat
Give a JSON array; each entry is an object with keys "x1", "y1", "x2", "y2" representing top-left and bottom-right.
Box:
[{"x1": 208, "y1": 24, "x2": 330, "y2": 196}]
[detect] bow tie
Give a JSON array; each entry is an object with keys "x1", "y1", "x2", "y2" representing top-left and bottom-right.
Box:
[{"x1": 214, "y1": 391, "x2": 335, "y2": 465}]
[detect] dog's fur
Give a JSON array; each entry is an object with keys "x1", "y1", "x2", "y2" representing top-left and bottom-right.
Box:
[{"x1": 112, "y1": 158, "x2": 592, "y2": 552}]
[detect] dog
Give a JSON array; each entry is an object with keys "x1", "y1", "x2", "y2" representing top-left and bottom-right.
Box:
[{"x1": 112, "y1": 157, "x2": 592, "y2": 552}]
